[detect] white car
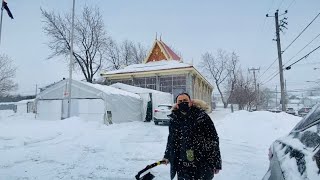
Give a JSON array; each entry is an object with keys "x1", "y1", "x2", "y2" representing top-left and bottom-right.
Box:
[
  {"x1": 153, "y1": 104, "x2": 172, "y2": 125},
  {"x1": 263, "y1": 103, "x2": 320, "y2": 180}
]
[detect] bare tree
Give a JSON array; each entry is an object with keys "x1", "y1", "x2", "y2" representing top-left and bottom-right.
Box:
[
  {"x1": 106, "y1": 38, "x2": 121, "y2": 70},
  {"x1": 227, "y1": 70, "x2": 257, "y2": 110},
  {"x1": 105, "y1": 39, "x2": 147, "y2": 70},
  {"x1": 120, "y1": 39, "x2": 134, "y2": 66},
  {"x1": 131, "y1": 42, "x2": 147, "y2": 64},
  {"x1": 41, "y1": 6, "x2": 109, "y2": 83},
  {"x1": 0, "y1": 55, "x2": 17, "y2": 95},
  {"x1": 258, "y1": 88, "x2": 274, "y2": 109},
  {"x1": 225, "y1": 52, "x2": 240, "y2": 107},
  {"x1": 200, "y1": 50, "x2": 235, "y2": 108}
]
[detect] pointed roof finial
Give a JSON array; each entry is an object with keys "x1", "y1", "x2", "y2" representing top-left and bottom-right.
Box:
[
  {"x1": 160, "y1": 34, "x2": 162, "y2": 41},
  {"x1": 155, "y1": 32, "x2": 158, "y2": 40}
]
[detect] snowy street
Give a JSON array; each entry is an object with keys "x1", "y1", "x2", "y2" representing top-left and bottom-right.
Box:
[{"x1": 0, "y1": 109, "x2": 301, "y2": 180}]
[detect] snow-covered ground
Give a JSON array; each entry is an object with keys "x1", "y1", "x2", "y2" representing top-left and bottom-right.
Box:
[{"x1": 0, "y1": 109, "x2": 301, "y2": 180}]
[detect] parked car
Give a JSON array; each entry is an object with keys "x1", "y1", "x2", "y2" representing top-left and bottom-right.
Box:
[
  {"x1": 153, "y1": 104, "x2": 172, "y2": 125},
  {"x1": 268, "y1": 108, "x2": 281, "y2": 113},
  {"x1": 298, "y1": 107, "x2": 312, "y2": 117},
  {"x1": 263, "y1": 103, "x2": 320, "y2": 180},
  {"x1": 286, "y1": 107, "x2": 296, "y2": 115}
]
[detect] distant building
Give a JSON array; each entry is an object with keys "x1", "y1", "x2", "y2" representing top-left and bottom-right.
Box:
[
  {"x1": 100, "y1": 39, "x2": 213, "y2": 110},
  {"x1": 302, "y1": 96, "x2": 320, "y2": 107},
  {"x1": 16, "y1": 99, "x2": 35, "y2": 113}
]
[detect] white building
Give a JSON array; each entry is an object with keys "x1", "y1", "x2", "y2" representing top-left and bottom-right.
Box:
[
  {"x1": 15, "y1": 99, "x2": 35, "y2": 114},
  {"x1": 35, "y1": 79, "x2": 143, "y2": 124}
]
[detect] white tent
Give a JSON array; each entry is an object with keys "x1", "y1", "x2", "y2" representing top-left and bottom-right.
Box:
[
  {"x1": 110, "y1": 83, "x2": 173, "y2": 121},
  {"x1": 35, "y1": 79, "x2": 143, "y2": 124}
]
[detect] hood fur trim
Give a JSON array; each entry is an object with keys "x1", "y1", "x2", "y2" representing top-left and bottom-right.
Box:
[
  {"x1": 171, "y1": 99, "x2": 209, "y2": 113},
  {"x1": 192, "y1": 99, "x2": 209, "y2": 113}
]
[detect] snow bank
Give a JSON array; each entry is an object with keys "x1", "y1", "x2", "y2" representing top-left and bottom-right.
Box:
[
  {"x1": 0, "y1": 110, "x2": 14, "y2": 120},
  {"x1": 0, "y1": 109, "x2": 303, "y2": 180},
  {"x1": 213, "y1": 110, "x2": 302, "y2": 180},
  {"x1": 218, "y1": 110, "x2": 301, "y2": 148}
]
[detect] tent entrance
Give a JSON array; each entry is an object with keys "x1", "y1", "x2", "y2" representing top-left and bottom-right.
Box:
[{"x1": 145, "y1": 93, "x2": 153, "y2": 122}]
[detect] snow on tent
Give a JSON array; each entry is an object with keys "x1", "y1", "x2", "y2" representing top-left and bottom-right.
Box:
[
  {"x1": 110, "y1": 83, "x2": 173, "y2": 121},
  {"x1": 34, "y1": 79, "x2": 143, "y2": 124}
]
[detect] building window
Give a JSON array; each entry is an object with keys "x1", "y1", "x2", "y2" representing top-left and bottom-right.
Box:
[
  {"x1": 160, "y1": 75, "x2": 186, "y2": 94},
  {"x1": 133, "y1": 77, "x2": 156, "y2": 90},
  {"x1": 109, "y1": 79, "x2": 133, "y2": 85}
]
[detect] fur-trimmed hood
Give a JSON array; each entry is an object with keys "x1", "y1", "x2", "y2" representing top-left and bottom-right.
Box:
[
  {"x1": 192, "y1": 99, "x2": 209, "y2": 113},
  {"x1": 171, "y1": 99, "x2": 209, "y2": 113}
]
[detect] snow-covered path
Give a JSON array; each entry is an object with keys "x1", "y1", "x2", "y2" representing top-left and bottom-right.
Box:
[{"x1": 0, "y1": 109, "x2": 301, "y2": 180}]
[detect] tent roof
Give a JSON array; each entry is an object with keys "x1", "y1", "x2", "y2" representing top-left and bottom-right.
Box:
[
  {"x1": 78, "y1": 81, "x2": 141, "y2": 99},
  {"x1": 36, "y1": 79, "x2": 141, "y2": 100}
]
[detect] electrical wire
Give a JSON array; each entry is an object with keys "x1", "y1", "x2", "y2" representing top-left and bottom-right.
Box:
[
  {"x1": 285, "y1": 45, "x2": 320, "y2": 69},
  {"x1": 283, "y1": 32, "x2": 320, "y2": 66},
  {"x1": 282, "y1": 12, "x2": 320, "y2": 53}
]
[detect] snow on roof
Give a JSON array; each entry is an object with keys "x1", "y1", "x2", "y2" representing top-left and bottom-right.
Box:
[
  {"x1": 305, "y1": 96, "x2": 320, "y2": 100},
  {"x1": 77, "y1": 81, "x2": 141, "y2": 99},
  {"x1": 110, "y1": 83, "x2": 170, "y2": 95},
  {"x1": 103, "y1": 60, "x2": 193, "y2": 75},
  {"x1": 0, "y1": 102, "x2": 16, "y2": 105},
  {"x1": 288, "y1": 99, "x2": 301, "y2": 104},
  {"x1": 15, "y1": 99, "x2": 35, "y2": 104}
]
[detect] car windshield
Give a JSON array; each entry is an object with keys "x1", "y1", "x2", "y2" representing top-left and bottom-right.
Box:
[{"x1": 293, "y1": 103, "x2": 320, "y2": 131}]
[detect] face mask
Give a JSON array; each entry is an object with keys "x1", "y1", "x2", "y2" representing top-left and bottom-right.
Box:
[{"x1": 178, "y1": 102, "x2": 190, "y2": 113}]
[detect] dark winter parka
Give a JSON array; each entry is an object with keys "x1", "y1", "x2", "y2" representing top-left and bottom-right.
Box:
[{"x1": 164, "y1": 102, "x2": 222, "y2": 179}]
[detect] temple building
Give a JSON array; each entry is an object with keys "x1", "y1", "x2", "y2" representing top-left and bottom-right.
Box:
[{"x1": 100, "y1": 39, "x2": 213, "y2": 110}]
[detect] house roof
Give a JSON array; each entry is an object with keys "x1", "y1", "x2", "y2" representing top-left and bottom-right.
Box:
[
  {"x1": 144, "y1": 39, "x2": 181, "y2": 63},
  {"x1": 102, "y1": 60, "x2": 192, "y2": 75},
  {"x1": 110, "y1": 83, "x2": 171, "y2": 95},
  {"x1": 304, "y1": 96, "x2": 320, "y2": 100}
]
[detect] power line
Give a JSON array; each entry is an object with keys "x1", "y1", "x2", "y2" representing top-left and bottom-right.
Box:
[
  {"x1": 258, "y1": 57, "x2": 278, "y2": 80},
  {"x1": 286, "y1": 0, "x2": 296, "y2": 9},
  {"x1": 286, "y1": 44, "x2": 320, "y2": 69},
  {"x1": 282, "y1": 12, "x2": 320, "y2": 53},
  {"x1": 262, "y1": 32, "x2": 320, "y2": 83},
  {"x1": 262, "y1": 44, "x2": 320, "y2": 85},
  {"x1": 278, "y1": 0, "x2": 286, "y2": 10},
  {"x1": 259, "y1": 12, "x2": 320, "y2": 81},
  {"x1": 261, "y1": 71, "x2": 279, "y2": 85},
  {"x1": 283, "y1": 32, "x2": 320, "y2": 66}
]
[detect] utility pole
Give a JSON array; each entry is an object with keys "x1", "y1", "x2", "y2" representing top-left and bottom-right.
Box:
[
  {"x1": 275, "y1": 85, "x2": 278, "y2": 109},
  {"x1": 257, "y1": 83, "x2": 260, "y2": 110},
  {"x1": 35, "y1": 84, "x2": 38, "y2": 97},
  {"x1": 285, "y1": 79, "x2": 287, "y2": 108},
  {"x1": 249, "y1": 67, "x2": 260, "y2": 110},
  {"x1": 0, "y1": 5, "x2": 4, "y2": 45},
  {"x1": 68, "y1": 0, "x2": 76, "y2": 118},
  {"x1": 267, "y1": 10, "x2": 287, "y2": 112}
]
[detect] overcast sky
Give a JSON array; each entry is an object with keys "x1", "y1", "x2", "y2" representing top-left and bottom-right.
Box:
[{"x1": 1, "y1": 0, "x2": 320, "y2": 96}]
